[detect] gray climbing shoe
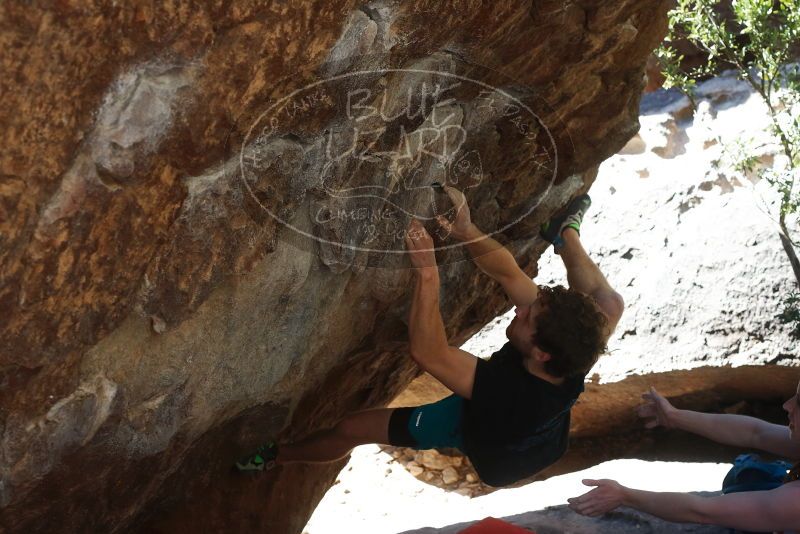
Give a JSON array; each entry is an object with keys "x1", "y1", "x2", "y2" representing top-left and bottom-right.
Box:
[{"x1": 540, "y1": 194, "x2": 592, "y2": 251}]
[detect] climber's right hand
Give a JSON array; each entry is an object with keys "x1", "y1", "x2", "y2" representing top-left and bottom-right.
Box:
[{"x1": 435, "y1": 186, "x2": 476, "y2": 241}]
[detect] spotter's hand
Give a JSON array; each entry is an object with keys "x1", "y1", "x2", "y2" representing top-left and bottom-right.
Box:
[
  {"x1": 637, "y1": 387, "x2": 677, "y2": 429},
  {"x1": 567, "y1": 479, "x2": 626, "y2": 518},
  {"x1": 405, "y1": 219, "x2": 437, "y2": 270}
]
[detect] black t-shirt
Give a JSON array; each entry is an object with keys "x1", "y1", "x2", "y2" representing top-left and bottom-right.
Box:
[{"x1": 462, "y1": 341, "x2": 586, "y2": 487}]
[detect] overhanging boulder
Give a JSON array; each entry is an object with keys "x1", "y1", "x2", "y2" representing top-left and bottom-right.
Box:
[{"x1": 0, "y1": 1, "x2": 669, "y2": 532}]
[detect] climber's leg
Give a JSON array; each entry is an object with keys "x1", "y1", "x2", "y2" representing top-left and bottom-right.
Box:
[
  {"x1": 385, "y1": 395, "x2": 466, "y2": 450},
  {"x1": 277, "y1": 408, "x2": 394, "y2": 464},
  {"x1": 275, "y1": 394, "x2": 467, "y2": 465}
]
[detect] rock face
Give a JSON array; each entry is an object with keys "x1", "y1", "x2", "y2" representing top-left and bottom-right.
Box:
[{"x1": 0, "y1": 1, "x2": 669, "y2": 532}]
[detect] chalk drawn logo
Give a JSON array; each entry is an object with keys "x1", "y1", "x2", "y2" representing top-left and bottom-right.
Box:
[{"x1": 239, "y1": 65, "x2": 558, "y2": 268}]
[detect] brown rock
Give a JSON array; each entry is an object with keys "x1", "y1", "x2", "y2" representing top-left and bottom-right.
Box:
[
  {"x1": 406, "y1": 461, "x2": 424, "y2": 477},
  {"x1": 644, "y1": 53, "x2": 666, "y2": 92},
  {"x1": 0, "y1": 0, "x2": 671, "y2": 532},
  {"x1": 441, "y1": 467, "x2": 459, "y2": 485},
  {"x1": 416, "y1": 450, "x2": 452, "y2": 471}
]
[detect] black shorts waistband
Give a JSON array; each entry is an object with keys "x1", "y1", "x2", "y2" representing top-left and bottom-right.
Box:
[{"x1": 387, "y1": 407, "x2": 417, "y2": 448}]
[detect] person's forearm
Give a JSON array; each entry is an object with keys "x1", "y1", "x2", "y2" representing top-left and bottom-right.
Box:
[
  {"x1": 671, "y1": 410, "x2": 760, "y2": 449},
  {"x1": 408, "y1": 268, "x2": 449, "y2": 361},
  {"x1": 460, "y1": 223, "x2": 520, "y2": 281},
  {"x1": 622, "y1": 488, "x2": 710, "y2": 524}
]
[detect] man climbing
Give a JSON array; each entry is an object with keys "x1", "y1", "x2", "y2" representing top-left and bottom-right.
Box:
[{"x1": 236, "y1": 187, "x2": 624, "y2": 486}]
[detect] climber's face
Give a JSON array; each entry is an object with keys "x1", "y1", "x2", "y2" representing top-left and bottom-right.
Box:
[
  {"x1": 784, "y1": 380, "x2": 800, "y2": 441},
  {"x1": 506, "y1": 297, "x2": 545, "y2": 357}
]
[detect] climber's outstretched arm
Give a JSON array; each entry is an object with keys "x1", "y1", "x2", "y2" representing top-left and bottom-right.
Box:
[
  {"x1": 405, "y1": 220, "x2": 478, "y2": 399},
  {"x1": 435, "y1": 186, "x2": 538, "y2": 307}
]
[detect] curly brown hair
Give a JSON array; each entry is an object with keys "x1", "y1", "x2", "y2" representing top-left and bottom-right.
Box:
[{"x1": 532, "y1": 285, "x2": 608, "y2": 378}]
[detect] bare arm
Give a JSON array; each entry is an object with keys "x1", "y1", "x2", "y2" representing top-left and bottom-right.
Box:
[
  {"x1": 461, "y1": 224, "x2": 539, "y2": 306},
  {"x1": 640, "y1": 387, "x2": 800, "y2": 458},
  {"x1": 672, "y1": 410, "x2": 799, "y2": 458},
  {"x1": 406, "y1": 221, "x2": 478, "y2": 399},
  {"x1": 436, "y1": 187, "x2": 538, "y2": 306},
  {"x1": 569, "y1": 478, "x2": 800, "y2": 532}
]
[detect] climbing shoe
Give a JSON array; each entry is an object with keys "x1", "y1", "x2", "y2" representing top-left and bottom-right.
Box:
[
  {"x1": 235, "y1": 442, "x2": 279, "y2": 473},
  {"x1": 540, "y1": 194, "x2": 592, "y2": 251}
]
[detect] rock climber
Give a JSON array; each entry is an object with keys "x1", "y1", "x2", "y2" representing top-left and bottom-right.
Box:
[{"x1": 236, "y1": 188, "x2": 624, "y2": 486}]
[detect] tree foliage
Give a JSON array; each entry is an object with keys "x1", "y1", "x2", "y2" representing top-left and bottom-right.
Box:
[{"x1": 657, "y1": 0, "x2": 800, "y2": 334}]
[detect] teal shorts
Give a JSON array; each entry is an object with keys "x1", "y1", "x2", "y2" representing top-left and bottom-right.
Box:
[{"x1": 388, "y1": 394, "x2": 466, "y2": 451}]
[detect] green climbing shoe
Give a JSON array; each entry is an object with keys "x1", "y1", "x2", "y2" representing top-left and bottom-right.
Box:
[
  {"x1": 235, "y1": 442, "x2": 279, "y2": 473},
  {"x1": 540, "y1": 194, "x2": 592, "y2": 250}
]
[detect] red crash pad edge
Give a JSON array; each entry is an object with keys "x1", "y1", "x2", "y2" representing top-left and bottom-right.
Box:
[{"x1": 457, "y1": 516, "x2": 534, "y2": 534}]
